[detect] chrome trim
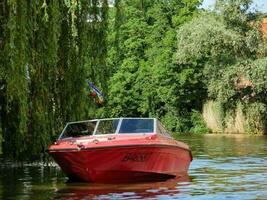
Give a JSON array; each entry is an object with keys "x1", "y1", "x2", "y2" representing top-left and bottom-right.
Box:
[
  {"x1": 58, "y1": 122, "x2": 69, "y2": 140},
  {"x1": 154, "y1": 118, "x2": 156, "y2": 133},
  {"x1": 93, "y1": 120, "x2": 100, "y2": 135},
  {"x1": 115, "y1": 118, "x2": 123, "y2": 134}
]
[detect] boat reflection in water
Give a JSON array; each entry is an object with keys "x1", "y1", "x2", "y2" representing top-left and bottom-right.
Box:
[
  {"x1": 56, "y1": 175, "x2": 191, "y2": 199},
  {"x1": 48, "y1": 118, "x2": 192, "y2": 183}
]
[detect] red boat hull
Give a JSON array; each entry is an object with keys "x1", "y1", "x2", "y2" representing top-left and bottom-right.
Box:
[{"x1": 50, "y1": 144, "x2": 192, "y2": 183}]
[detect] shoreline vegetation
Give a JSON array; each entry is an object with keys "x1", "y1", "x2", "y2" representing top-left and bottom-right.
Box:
[
  {"x1": 203, "y1": 100, "x2": 266, "y2": 134},
  {"x1": 0, "y1": 0, "x2": 267, "y2": 160}
]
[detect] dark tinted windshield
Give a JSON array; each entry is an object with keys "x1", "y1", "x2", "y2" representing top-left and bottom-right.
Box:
[
  {"x1": 119, "y1": 119, "x2": 154, "y2": 134},
  {"x1": 60, "y1": 121, "x2": 97, "y2": 139},
  {"x1": 95, "y1": 119, "x2": 119, "y2": 135}
]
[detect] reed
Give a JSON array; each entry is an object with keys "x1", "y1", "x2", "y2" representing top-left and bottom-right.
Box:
[
  {"x1": 203, "y1": 101, "x2": 266, "y2": 134},
  {"x1": 224, "y1": 103, "x2": 245, "y2": 134},
  {"x1": 203, "y1": 100, "x2": 224, "y2": 133}
]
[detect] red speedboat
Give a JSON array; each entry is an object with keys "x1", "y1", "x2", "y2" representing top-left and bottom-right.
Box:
[{"x1": 48, "y1": 118, "x2": 192, "y2": 183}]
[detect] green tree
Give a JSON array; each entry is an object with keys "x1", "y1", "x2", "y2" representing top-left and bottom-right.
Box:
[
  {"x1": 0, "y1": 0, "x2": 109, "y2": 160},
  {"x1": 108, "y1": 0, "x2": 202, "y2": 132},
  {"x1": 141, "y1": 0, "x2": 203, "y2": 132},
  {"x1": 175, "y1": 0, "x2": 267, "y2": 134},
  {"x1": 27, "y1": 0, "x2": 61, "y2": 159},
  {"x1": 1, "y1": 0, "x2": 29, "y2": 158},
  {"x1": 107, "y1": 0, "x2": 150, "y2": 117}
]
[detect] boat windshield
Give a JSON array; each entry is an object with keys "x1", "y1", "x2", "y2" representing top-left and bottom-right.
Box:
[
  {"x1": 95, "y1": 119, "x2": 119, "y2": 135},
  {"x1": 60, "y1": 121, "x2": 97, "y2": 139},
  {"x1": 119, "y1": 118, "x2": 154, "y2": 134},
  {"x1": 59, "y1": 118, "x2": 155, "y2": 139}
]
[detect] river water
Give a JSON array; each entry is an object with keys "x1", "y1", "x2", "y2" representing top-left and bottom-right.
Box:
[{"x1": 0, "y1": 134, "x2": 267, "y2": 200}]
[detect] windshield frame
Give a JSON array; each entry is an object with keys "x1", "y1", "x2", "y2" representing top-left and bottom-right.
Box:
[
  {"x1": 58, "y1": 119, "x2": 98, "y2": 140},
  {"x1": 58, "y1": 118, "x2": 157, "y2": 140}
]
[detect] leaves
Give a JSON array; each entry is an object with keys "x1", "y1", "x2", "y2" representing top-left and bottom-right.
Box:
[
  {"x1": 107, "y1": 0, "x2": 202, "y2": 131},
  {"x1": 0, "y1": 0, "x2": 109, "y2": 160},
  {"x1": 175, "y1": 1, "x2": 267, "y2": 133}
]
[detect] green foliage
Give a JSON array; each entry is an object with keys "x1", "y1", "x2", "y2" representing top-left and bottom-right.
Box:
[
  {"x1": 2, "y1": 0, "x2": 29, "y2": 159},
  {"x1": 175, "y1": 0, "x2": 267, "y2": 134},
  {"x1": 25, "y1": 0, "x2": 61, "y2": 159},
  {"x1": 161, "y1": 112, "x2": 191, "y2": 133},
  {"x1": 0, "y1": 0, "x2": 109, "y2": 160},
  {"x1": 244, "y1": 102, "x2": 267, "y2": 134},
  {"x1": 215, "y1": 0, "x2": 256, "y2": 33},
  {"x1": 247, "y1": 58, "x2": 267, "y2": 99},
  {"x1": 0, "y1": 126, "x2": 2, "y2": 154},
  {"x1": 107, "y1": 0, "x2": 202, "y2": 132},
  {"x1": 107, "y1": 0, "x2": 149, "y2": 117},
  {"x1": 1, "y1": 0, "x2": 266, "y2": 161},
  {"x1": 190, "y1": 110, "x2": 211, "y2": 134}
]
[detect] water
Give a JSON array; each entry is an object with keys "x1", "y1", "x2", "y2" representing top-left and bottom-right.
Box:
[{"x1": 0, "y1": 134, "x2": 267, "y2": 200}]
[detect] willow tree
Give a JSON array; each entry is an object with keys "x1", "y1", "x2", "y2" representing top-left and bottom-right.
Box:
[
  {"x1": 0, "y1": 1, "x2": 7, "y2": 152},
  {"x1": 77, "y1": 0, "x2": 109, "y2": 118},
  {"x1": 26, "y1": 0, "x2": 61, "y2": 159},
  {"x1": 0, "y1": 0, "x2": 109, "y2": 160},
  {"x1": 55, "y1": 0, "x2": 109, "y2": 125},
  {"x1": 34, "y1": 0, "x2": 108, "y2": 158},
  {"x1": 1, "y1": 0, "x2": 29, "y2": 158}
]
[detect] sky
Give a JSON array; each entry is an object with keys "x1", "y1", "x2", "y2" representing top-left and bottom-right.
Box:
[{"x1": 201, "y1": 0, "x2": 267, "y2": 12}]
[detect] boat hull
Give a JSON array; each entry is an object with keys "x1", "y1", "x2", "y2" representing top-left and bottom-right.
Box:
[{"x1": 49, "y1": 145, "x2": 192, "y2": 183}]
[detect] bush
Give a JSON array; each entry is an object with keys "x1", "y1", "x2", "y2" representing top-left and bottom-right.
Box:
[
  {"x1": 245, "y1": 102, "x2": 267, "y2": 134},
  {"x1": 190, "y1": 110, "x2": 211, "y2": 134},
  {"x1": 161, "y1": 112, "x2": 191, "y2": 134}
]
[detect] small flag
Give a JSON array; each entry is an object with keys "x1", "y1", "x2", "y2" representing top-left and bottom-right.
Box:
[{"x1": 86, "y1": 80, "x2": 105, "y2": 105}]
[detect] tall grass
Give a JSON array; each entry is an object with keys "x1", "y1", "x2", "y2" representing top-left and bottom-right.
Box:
[
  {"x1": 224, "y1": 103, "x2": 245, "y2": 133},
  {"x1": 203, "y1": 100, "x2": 224, "y2": 133},
  {"x1": 203, "y1": 100, "x2": 266, "y2": 134}
]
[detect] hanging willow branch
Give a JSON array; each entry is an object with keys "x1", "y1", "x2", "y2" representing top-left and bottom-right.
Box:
[
  {"x1": 41, "y1": 0, "x2": 49, "y2": 22},
  {"x1": 64, "y1": 0, "x2": 79, "y2": 37},
  {"x1": 1, "y1": 0, "x2": 109, "y2": 160},
  {"x1": 3, "y1": 0, "x2": 29, "y2": 159}
]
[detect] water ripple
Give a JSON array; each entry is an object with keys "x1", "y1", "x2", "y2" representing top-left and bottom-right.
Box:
[{"x1": 0, "y1": 135, "x2": 267, "y2": 200}]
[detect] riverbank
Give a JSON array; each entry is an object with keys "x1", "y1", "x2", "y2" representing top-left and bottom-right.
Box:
[{"x1": 203, "y1": 100, "x2": 267, "y2": 135}]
